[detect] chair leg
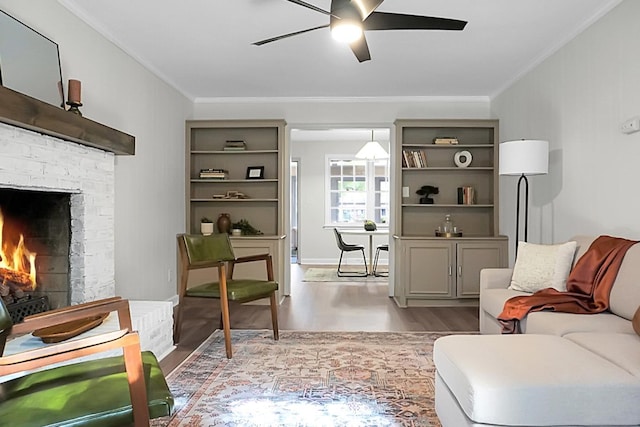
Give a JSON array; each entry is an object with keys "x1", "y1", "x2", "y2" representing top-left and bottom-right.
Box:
[
  {"x1": 336, "y1": 250, "x2": 345, "y2": 276},
  {"x1": 361, "y1": 249, "x2": 368, "y2": 276},
  {"x1": 373, "y1": 248, "x2": 389, "y2": 277},
  {"x1": 337, "y1": 250, "x2": 368, "y2": 277},
  {"x1": 269, "y1": 292, "x2": 279, "y2": 341},
  {"x1": 373, "y1": 247, "x2": 380, "y2": 276}
]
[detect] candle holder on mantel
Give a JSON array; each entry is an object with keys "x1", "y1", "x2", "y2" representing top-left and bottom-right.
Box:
[{"x1": 66, "y1": 101, "x2": 83, "y2": 116}]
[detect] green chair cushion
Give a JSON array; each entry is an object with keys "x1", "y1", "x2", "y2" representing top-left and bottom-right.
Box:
[
  {"x1": 186, "y1": 279, "x2": 278, "y2": 302},
  {"x1": 0, "y1": 351, "x2": 173, "y2": 427}
]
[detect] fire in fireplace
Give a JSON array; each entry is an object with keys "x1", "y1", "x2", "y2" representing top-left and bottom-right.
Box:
[
  {"x1": 0, "y1": 188, "x2": 71, "y2": 320},
  {"x1": 0, "y1": 207, "x2": 38, "y2": 303}
]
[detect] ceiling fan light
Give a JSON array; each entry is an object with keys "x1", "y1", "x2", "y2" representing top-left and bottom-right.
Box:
[{"x1": 331, "y1": 21, "x2": 363, "y2": 43}]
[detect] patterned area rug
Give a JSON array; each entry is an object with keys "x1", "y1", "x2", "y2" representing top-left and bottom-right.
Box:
[
  {"x1": 303, "y1": 267, "x2": 388, "y2": 282},
  {"x1": 153, "y1": 330, "x2": 454, "y2": 426}
]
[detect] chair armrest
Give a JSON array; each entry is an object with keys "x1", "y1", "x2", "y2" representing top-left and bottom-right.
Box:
[
  {"x1": 13, "y1": 297, "x2": 133, "y2": 335},
  {"x1": 229, "y1": 254, "x2": 274, "y2": 281},
  {"x1": 480, "y1": 268, "x2": 513, "y2": 290},
  {"x1": 1, "y1": 329, "x2": 128, "y2": 368},
  {"x1": 0, "y1": 329, "x2": 139, "y2": 375},
  {"x1": 232, "y1": 253, "x2": 270, "y2": 264}
]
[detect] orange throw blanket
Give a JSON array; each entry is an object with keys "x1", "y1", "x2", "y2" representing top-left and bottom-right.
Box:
[{"x1": 498, "y1": 235, "x2": 638, "y2": 334}]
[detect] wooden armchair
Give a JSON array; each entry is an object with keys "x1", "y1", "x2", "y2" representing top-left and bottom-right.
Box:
[
  {"x1": 0, "y1": 296, "x2": 174, "y2": 426},
  {"x1": 175, "y1": 233, "x2": 279, "y2": 358}
]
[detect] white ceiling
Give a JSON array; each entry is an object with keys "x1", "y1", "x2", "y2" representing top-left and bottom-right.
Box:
[{"x1": 60, "y1": 0, "x2": 620, "y2": 101}]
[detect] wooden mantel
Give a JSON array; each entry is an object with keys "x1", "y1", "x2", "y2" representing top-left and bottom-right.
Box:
[{"x1": 0, "y1": 85, "x2": 135, "y2": 155}]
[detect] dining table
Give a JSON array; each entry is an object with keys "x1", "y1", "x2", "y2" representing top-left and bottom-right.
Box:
[{"x1": 338, "y1": 228, "x2": 389, "y2": 275}]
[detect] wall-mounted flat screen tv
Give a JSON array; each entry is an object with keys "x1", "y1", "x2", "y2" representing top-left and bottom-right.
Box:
[{"x1": 0, "y1": 10, "x2": 64, "y2": 108}]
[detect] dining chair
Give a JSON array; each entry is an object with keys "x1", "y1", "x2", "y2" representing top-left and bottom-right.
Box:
[
  {"x1": 333, "y1": 228, "x2": 368, "y2": 277},
  {"x1": 0, "y1": 297, "x2": 174, "y2": 426},
  {"x1": 175, "y1": 233, "x2": 279, "y2": 358},
  {"x1": 373, "y1": 244, "x2": 389, "y2": 277}
]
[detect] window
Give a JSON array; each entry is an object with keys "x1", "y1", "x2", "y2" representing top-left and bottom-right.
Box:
[{"x1": 327, "y1": 157, "x2": 389, "y2": 226}]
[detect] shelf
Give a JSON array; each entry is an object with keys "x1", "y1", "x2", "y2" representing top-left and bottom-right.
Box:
[
  {"x1": 191, "y1": 198, "x2": 278, "y2": 202},
  {"x1": 402, "y1": 204, "x2": 494, "y2": 208},
  {"x1": 191, "y1": 150, "x2": 278, "y2": 154},
  {"x1": 402, "y1": 167, "x2": 494, "y2": 171},
  {"x1": 191, "y1": 179, "x2": 278, "y2": 183},
  {"x1": 0, "y1": 85, "x2": 135, "y2": 155},
  {"x1": 402, "y1": 144, "x2": 494, "y2": 149}
]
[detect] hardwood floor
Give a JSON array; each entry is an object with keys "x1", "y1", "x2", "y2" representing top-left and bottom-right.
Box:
[{"x1": 160, "y1": 264, "x2": 479, "y2": 373}]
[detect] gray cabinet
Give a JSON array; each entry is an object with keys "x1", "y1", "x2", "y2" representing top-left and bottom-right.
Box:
[{"x1": 398, "y1": 238, "x2": 507, "y2": 305}]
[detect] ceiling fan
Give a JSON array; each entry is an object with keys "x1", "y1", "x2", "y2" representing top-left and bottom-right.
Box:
[{"x1": 253, "y1": 0, "x2": 467, "y2": 62}]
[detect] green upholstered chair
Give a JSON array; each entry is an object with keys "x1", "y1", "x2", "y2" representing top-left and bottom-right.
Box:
[
  {"x1": 0, "y1": 297, "x2": 174, "y2": 426},
  {"x1": 175, "y1": 233, "x2": 279, "y2": 358}
]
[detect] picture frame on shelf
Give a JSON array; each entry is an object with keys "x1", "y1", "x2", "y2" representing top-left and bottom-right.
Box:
[{"x1": 246, "y1": 166, "x2": 265, "y2": 179}]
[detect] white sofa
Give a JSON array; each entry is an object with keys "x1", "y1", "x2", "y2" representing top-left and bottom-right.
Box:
[{"x1": 434, "y1": 235, "x2": 640, "y2": 426}]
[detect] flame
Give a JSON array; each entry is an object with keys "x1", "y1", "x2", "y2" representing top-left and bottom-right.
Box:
[{"x1": 0, "y1": 208, "x2": 37, "y2": 290}]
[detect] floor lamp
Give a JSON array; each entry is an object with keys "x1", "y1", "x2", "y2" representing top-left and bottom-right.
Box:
[{"x1": 499, "y1": 139, "x2": 549, "y2": 257}]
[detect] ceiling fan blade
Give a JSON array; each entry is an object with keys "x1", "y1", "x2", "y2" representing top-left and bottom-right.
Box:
[
  {"x1": 286, "y1": 0, "x2": 332, "y2": 16},
  {"x1": 364, "y1": 11, "x2": 467, "y2": 31},
  {"x1": 352, "y1": 0, "x2": 385, "y2": 19},
  {"x1": 350, "y1": 35, "x2": 371, "y2": 62},
  {"x1": 253, "y1": 24, "x2": 330, "y2": 46}
]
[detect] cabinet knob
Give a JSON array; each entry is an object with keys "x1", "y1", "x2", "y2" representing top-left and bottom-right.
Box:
[
  {"x1": 458, "y1": 265, "x2": 462, "y2": 277},
  {"x1": 448, "y1": 265, "x2": 452, "y2": 276}
]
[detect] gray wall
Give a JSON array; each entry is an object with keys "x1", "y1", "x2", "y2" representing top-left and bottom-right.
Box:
[
  {"x1": 10, "y1": 0, "x2": 636, "y2": 301},
  {"x1": 492, "y1": 0, "x2": 640, "y2": 264},
  {"x1": 0, "y1": 1, "x2": 192, "y2": 302}
]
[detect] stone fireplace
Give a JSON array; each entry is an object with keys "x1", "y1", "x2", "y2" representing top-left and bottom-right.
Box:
[{"x1": 0, "y1": 122, "x2": 116, "y2": 308}]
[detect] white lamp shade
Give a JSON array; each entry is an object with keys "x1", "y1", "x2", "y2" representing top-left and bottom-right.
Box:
[
  {"x1": 499, "y1": 139, "x2": 549, "y2": 176},
  {"x1": 355, "y1": 140, "x2": 389, "y2": 160}
]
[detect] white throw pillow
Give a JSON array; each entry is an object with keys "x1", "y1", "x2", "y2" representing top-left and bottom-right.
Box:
[{"x1": 509, "y1": 241, "x2": 577, "y2": 293}]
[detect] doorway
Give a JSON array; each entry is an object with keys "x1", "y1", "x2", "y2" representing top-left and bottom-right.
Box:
[{"x1": 290, "y1": 159, "x2": 300, "y2": 264}]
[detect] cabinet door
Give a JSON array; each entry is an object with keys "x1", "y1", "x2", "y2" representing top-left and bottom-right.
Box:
[
  {"x1": 404, "y1": 241, "x2": 454, "y2": 297},
  {"x1": 456, "y1": 241, "x2": 506, "y2": 298}
]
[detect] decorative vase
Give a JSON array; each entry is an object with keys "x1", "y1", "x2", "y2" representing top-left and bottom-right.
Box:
[
  {"x1": 200, "y1": 222, "x2": 214, "y2": 236},
  {"x1": 217, "y1": 213, "x2": 231, "y2": 234}
]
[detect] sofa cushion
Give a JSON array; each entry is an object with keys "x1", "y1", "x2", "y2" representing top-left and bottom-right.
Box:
[
  {"x1": 634, "y1": 306, "x2": 640, "y2": 336},
  {"x1": 526, "y1": 310, "x2": 635, "y2": 336},
  {"x1": 564, "y1": 332, "x2": 640, "y2": 378},
  {"x1": 609, "y1": 243, "x2": 640, "y2": 320},
  {"x1": 434, "y1": 334, "x2": 640, "y2": 426},
  {"x1": 509, "y1": 241, "x2": 577, "y2": 292},
  {"x1": 481, "y1": 288, "x2": 530, "y2": 319}
]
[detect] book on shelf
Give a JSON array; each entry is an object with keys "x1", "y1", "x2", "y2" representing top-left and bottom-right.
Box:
[
  {"x1": 200, "y1": 168, "x2": 227, "y2": 173},
  {"x1": 457, "y1": 186, "x2": 475, "y2": 205},
  {"x1": 402, "y1": 149, "x2": 427, "y2": 168},
  {"x1": 224, "y1": 140, "x2": 246, "y2": 150},
  {"x1": 433, "y1": 137, "x2": 459, "y2": 145},
  {"x1": 199, "y1": 169, "x2": 229, "y2": 179}
]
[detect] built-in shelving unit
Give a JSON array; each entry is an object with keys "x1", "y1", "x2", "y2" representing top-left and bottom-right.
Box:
[
  {"x1": 185, "y1": 119, "x2": 287, "y2": 302},
  {"x1": 393, "y1": 119, "x2": 507, "y2": 307},
  {"x1": 185, "y1": 120, "x2": 286, "y2": 236}
]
